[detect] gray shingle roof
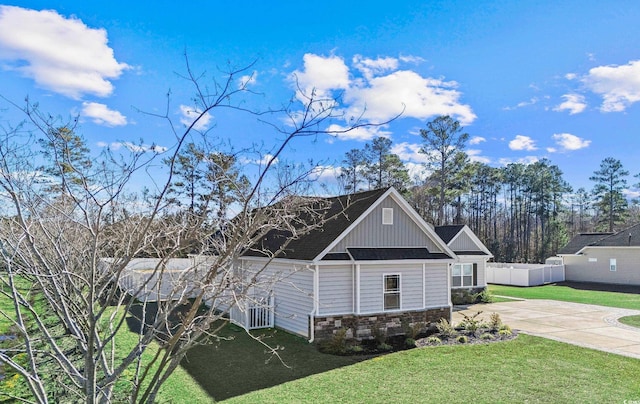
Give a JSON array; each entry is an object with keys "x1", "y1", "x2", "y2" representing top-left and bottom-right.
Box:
[
  {"x1": 558, "y1": 232, "x2": 616, "y2": 254},
  {"x1": 243, "y1": 188, "x2": 389, "y2": 261},
  {"x1": 434, "y1": 225, "x2": 465, "y2": 244},
  {"x1": 346, "y1": 247, "x2": 451, "y2": 260}
]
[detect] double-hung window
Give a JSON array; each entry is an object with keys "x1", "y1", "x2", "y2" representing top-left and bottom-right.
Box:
[
  {"x1": 610, "y1": 258, "x2": 617, "y2": 272},
  {"x1": 452, "y1": 263, "x2": 473, "y2": 287},
  {"x1": 383, "y1": 274, "x2": 401, "y2": 310}
]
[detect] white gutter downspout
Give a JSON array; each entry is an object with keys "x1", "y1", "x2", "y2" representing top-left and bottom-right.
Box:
[{"x1": 308, "y1": 264, "x2": 319, "y2": 343}]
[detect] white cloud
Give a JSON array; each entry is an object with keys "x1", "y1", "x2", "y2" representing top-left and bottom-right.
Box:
[
  {"x1": 509, "y1": 135, "x2": 537, "y2": 151},
  {"x1": 504, "y1": 97, "x2": 539, "y2": 111},
  {"x1": 498, "y1": 156, "x2": 539, "y2": 166},
  {"x1": 565, "y1": 73, "x2": 578, "y2": 80},
  {"x1": 290, "y1": 53, "x2": 350, "y2": 100},
  {"x1": 466, "y1": 149, "x2": 491, "y2": 164},
  {"x1": 0, "y1": 6, "x2": 129, "y2": 99},
  {"x1": 98, "y1": 141, "x2": 167, "y2": 153},
  {"x1": 238, "y1": 71, "x2": 258, "y2": 88},
  {"x1": 551, "y1": 133, "x2": 591, "y2": 151},
  {"x1": 553, "y1": 94, "x2": 587, "y2": 115},
  {"x1": 82, "y1": 102, "x2": 127, "y2": 126},
  {"x1": 405, "y1": 162, "x2": 428, "y2": 181},
  {"x1": 583, "y1": 60, "x2": 640, "y2": 112},
  {"x1": 546, "y1": 147, "x2": 557, "y2": 153},
  {"x1": 239, "y1": 154, "x2": 279, "y2": 166},
  {"x1": 346, "y1": 70, "x2": 476, "y2": 125},
  {"x1": 469, "y1": 136, "x2": 486, "y2": 145},
  {"x1": 325, "y1": 124, "x2": 391, "y2": 142},
  {"x1": 179, "y1": 105, "x2": 213, "y2": 131},
  {"x1": 391, "y1": 142, "x2": 429, "y2": 163},
  {"x1": 289, "y1": 53, "x2": 476, "y2": 129},
  {"x1": 352, "y1": 55, "x2": 399, "y2": 80},
  {"x1": 310, "y1": 165, "x2": 341, "y2": 182}
]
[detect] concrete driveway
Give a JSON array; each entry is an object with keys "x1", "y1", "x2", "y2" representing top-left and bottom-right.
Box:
[{"x1": 452, "y1": 299, "x2": 640, "y2": 359}]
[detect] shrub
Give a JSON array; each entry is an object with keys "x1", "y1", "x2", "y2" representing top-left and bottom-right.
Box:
[
  {"x1": 377, "y1": 343, "x2": 392, "y2": 351},
  {"x1": 459, "y1": 311, "x2": 485, "y2": 334},
  {"x1": 475, "y1": 289, "x2": 494, "y2": 303},
  {"x1": 347, "y1": 344, "x2": 363, "y2": 354},
  {"x1": 405, "y1": 338, "x2": 416, "y2": 348},
  {"x1": 480, "y1": 333, "x2": 495, "y2": 341},
  {"x1": 435, "y1": 318, "x2": 457, "y2": 339},
  {"x1": 489, "y1": 312, "x2": 502, "y2": 331},
  {"x1": 499, "y1": 324, "x2": 512, "y2": 332},
  {"x1": 498, "y1": 329, "x2": 513, "y2": 337},
  {"x1": 425, "y1": 336, "x2": 442, "y2": 345},
  {"x1": 401, "y1": 319, "x2": 425, "y2": 339},
  {"x1": 371, "y1": 322, "x2": 387, "y2": 345},
  {"x1": 319, "y1": 328, "x2": 349, "y2": 355},
  {"x1": 456, "y1": 335, "x2": 468, "y2": 344}
]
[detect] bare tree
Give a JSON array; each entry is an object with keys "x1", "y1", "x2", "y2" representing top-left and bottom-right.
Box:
[{"x1": 0, "y1": 59, "x2": 388, "y2": 403}]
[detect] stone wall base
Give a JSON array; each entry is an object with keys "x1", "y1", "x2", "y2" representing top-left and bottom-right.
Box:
[{"x1": 313, "y1": 307, "x2": 450, "y2": 342}]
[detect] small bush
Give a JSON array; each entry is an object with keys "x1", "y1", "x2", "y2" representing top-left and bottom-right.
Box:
[
  {"x1": 489, "y1": 313, "x2": 502, "y2": 330},
  {"x1": 425, "y1": 336, "x2": 442, "y2": 345},
  {"x1": 498, "y1": 329, "x2": 513, "y2": 337},
  {"x1": 347, "y1": 344, "x2": 363, "y2": 354},
  {"x1": 372, "y1": 322, "x2": 387, "y2": 345},
  {"x1": 319, "y1": 328, "x2": 349, "y2": 355},
  {"x1": 435, "y1": 318, "x2": 457, "y2": 338},
  {"x1": 456, "y1": 335, "x2": 468, "y2": 344},
  {"x1": 459, "y1": 311, "x2": 484, "y2": 334},
  {"x1": 405, "y1": 338, "x2": 416, "y2": 348},
  {"x1": 401, "y1": 319, "x2": 425, "y2": 339},
  {"x1": 377, "y1": 343, "x2": 392, "y2": 351},
  {"x1": 499, "y1": 324, "x2": 512, "y2": 332},
  {"x1": 475, "y1": 289, "x2": 494, "y2": 303},
  {"x1": 480, "y1": 333, "x2": 495, "y2": 341}
]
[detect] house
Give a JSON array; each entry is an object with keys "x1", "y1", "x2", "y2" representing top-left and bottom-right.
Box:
[
  {"x1": 231, "y1": 187, "x2": 486, "y2": 342},
  {"x1": 435, "y1": 225, "x2": 493, "y2": 302},
  {"x1": 556, "y1": 224, "x2": 640, "y2": 285}
]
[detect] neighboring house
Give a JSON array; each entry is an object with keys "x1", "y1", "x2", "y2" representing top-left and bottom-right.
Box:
[
  {"x1": 435, "y1": 225, "x2": 493, "y2": 302},
  {"x1": 556, "y1": 224, "x2": 640, "y2": 285}
]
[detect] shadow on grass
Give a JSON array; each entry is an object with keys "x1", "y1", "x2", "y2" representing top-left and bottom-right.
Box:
[
  {"x1": 125, "y1": 302, "x2": 369, "y2": 401},
  {"x1": 179, "y1": 325, "x2": 369, "y2": 401},
  {"x1": 555, "y1": 281, "x2": 640, "y2": 294}
]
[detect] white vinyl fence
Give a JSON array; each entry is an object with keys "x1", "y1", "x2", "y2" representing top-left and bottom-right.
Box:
[{"x1": 486, "y1": 263, "x2": 565, "y2": 286}]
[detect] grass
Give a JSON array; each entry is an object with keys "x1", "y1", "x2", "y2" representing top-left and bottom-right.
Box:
[
  {"x1": 489, "y1": 282, "x2": 640, "y2": 310},
  {"x1": 180, "y1": 324, "x2": 367, "y2": 401},
  {"x1": 225, "y1": 334, "x2": 640, "y2": 403},
  {"x1": 619, "y1": 315, "x2": 640, "y2": 328}
]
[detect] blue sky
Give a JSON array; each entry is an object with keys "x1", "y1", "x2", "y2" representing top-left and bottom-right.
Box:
[{"x1": 2, "y1": 1, "x2": 640, "y2": 194}]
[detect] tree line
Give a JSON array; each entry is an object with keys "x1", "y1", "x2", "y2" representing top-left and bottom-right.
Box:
[{"x1": 336, "y1": 116, "x2": 640, "y2": 263}]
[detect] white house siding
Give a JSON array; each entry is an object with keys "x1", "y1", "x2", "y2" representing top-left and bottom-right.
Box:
[
  {"x1": 450, "y1": 233, "x2": 482, "y2": 252},
  {"x1": 330, "y1": 196, "x2": 440, "y2": 253},
  {"x1": 563, "y1": 248, "x2": 640, "y2": 285},
  {"x1": 317, "y1": 264, "x2": 353, "y2": 316},
  {"x1": 244, "y1": 260, "x2": 314, "y2": 337},
  {"x1": 424, "y1": 264, "x2": 449, "y2": 307},
  {"x1": 358, "y1": 263, "x2": 426, "y2": 314},
  {"x1": 455, "y1": 257, "x2": 487, "y2": 287}
]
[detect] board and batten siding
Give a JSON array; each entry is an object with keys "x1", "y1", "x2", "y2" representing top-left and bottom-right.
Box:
[
  {"x1": 245, "y1": 260, "x2": 314, "y2": 337},
  {"x1": 318, "y1": 264, "x2": 353, "y2": 316},
  {"x1": 329, "y1": 196, "x2": 440, "y2": 253},
  {"x1": 564, "y1": 247, "x2": 640, "y2": 285},
  {"x1": 358, "y1": 264, "x2": 427, "y2": 314},
  {"x1": 424, "y1": 264, "x2": 449, "y2": 307},
  {"x1": 449, "y1": 232, "x2": 482, "y2": 252}
]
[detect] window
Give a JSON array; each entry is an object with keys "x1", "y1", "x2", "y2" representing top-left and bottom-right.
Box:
[
  {"x1": 452, "y1": 263, "x2": 473, "y2": 287},
  {"x1": 382, "y1": 208, "x2": 393, "y2": 225},
  {"x1": 383, "y1": 274, "x2": 400, "y2": 310},
  {"x1": 610, "y1": 258, "x2": 617, "y2": 272}
]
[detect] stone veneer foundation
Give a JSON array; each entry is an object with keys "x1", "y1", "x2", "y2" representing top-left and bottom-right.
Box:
[{"x1": 313, "y1": 307, "x2": 451, "y2": 342}]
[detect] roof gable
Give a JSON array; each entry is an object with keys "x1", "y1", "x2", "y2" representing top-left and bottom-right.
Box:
[
  {"x1": 243, "y1": 187, "x2": 455, "y2": 262},
  {"x1": 435, "y1": 224, "x2": 493, "y2": 257},
  {"x1": 558, "y1": 232, "x2": 613, "y2": 254}
]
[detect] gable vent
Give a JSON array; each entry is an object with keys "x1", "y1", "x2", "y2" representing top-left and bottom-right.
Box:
[{"x1": 382, "y1": 208, "x2": 393, "y2": 225}]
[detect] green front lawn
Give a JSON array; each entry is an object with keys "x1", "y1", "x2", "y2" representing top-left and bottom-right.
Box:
[
  {"x1": 619, "y1": 315, "x2": 640, "y2": 328},
  {"x1": 489, "y1": 283, "x2": 640, "y2": 310},
  {"x1": 226, "y1": 334, "x2": 640, "y2": 403}
]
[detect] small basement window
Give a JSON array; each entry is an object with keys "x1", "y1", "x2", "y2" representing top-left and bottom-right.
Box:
[
  {"x1": 383, "y1": 274, "x2": 400, "y2": 310},
  {"x1": 610, "y1": 258, "x2": 617, "y2": 272},
  {"x1": 382, "y1": 208, "x2": 393, "y2": 225}
]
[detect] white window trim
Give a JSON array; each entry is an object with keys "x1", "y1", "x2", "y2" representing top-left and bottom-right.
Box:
[
  {"x1": 610, "y1": 258, "x2": 617, "y2": 272},
  {"x1": 383, "y1": 273, "x2": 401, "y2": 311},
  {"x1": 452, "y1": 263, "x2": 474, "y2": 289},
  {"x1": 382, "y1": 208, "x2": 393, "y2": 225}
]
